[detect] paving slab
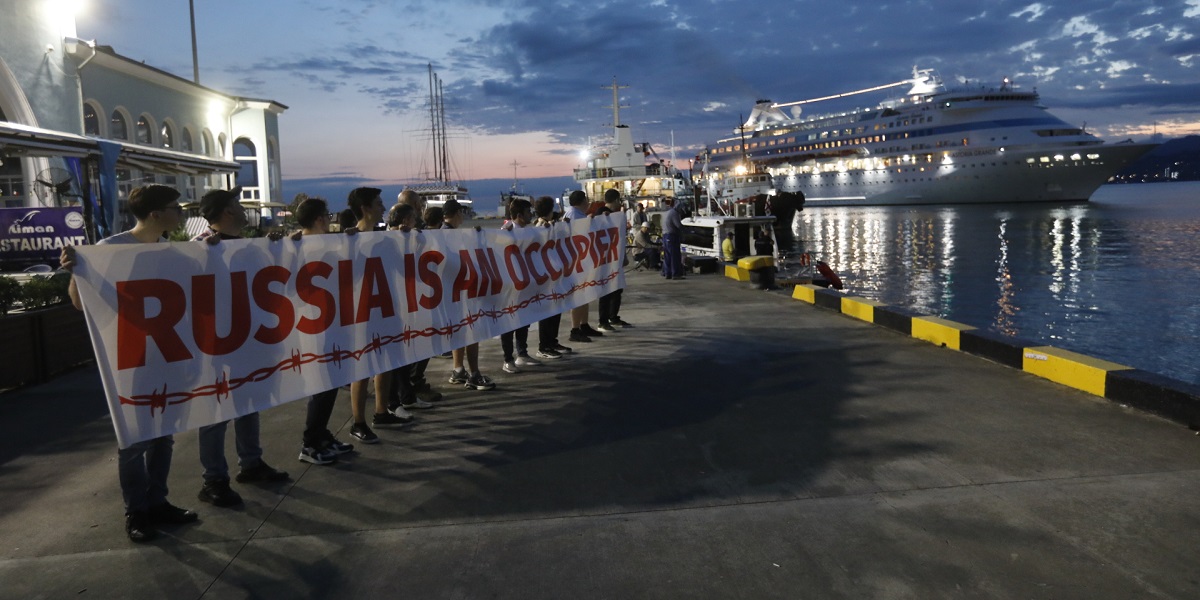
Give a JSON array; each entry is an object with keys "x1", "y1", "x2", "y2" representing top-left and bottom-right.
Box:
[{"x1": 2, "y1": 270, "x2": 1199, "y2": 599}]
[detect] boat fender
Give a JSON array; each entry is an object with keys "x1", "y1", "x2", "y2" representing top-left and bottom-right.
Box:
[
  {"x1": 799, "y1": 253, "x2": 811, "y2": 266},
  {"x1": 815, "y1": 261, "x2": 844, "y2": 290}
]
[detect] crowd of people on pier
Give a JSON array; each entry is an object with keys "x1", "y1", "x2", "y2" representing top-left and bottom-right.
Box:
[{"x1": 58, "y1": 182, "x2": 697, "y2": 543}]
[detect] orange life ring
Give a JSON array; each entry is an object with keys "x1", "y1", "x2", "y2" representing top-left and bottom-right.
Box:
[
  {"x1": 799, "y1": 253, "x2": 811, "y2": 266},
  {"x1": 815, "y1": 261, "x2": 844, "y2": 290}
]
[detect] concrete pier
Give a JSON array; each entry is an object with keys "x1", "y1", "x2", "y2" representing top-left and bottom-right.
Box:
[{"x1": 2, "y1": 270, "x2": 1199, "y2": 599}]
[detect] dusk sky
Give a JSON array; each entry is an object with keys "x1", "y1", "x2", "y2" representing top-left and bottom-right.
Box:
[{"x1": 80, "y1": 0, "x2": 1200, "y2": 207}]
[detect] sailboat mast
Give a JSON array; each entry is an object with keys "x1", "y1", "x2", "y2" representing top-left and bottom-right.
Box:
[
  {"x1": 438, "y1": 76, "x2": 448, "y2": 184},
  {"x1": 427, "y1": 64, "x2": 440, "y2": 182}
]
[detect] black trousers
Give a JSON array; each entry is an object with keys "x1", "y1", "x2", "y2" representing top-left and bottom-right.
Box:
[
  {"x1": 538, "y1": 313, "x2": 562, "y2": 350},
  {"x1": 303, "y1": 387, "x2": 340, "y2": 446},
  {"x1": 598, "y1": 289, "x2": 623, "y2": 324},
  {"x1": 501, "y1": 325, "x2": 530, "y2": 360}
]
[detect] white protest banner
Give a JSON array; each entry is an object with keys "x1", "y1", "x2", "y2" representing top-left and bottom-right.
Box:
[{"x1": 72, "y1": 215, "x2": 625, "y2": 448}]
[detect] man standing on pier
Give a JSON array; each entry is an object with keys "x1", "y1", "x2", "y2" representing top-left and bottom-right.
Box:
[
  {"x1": 661, "y1": 198, "x2": 685, "y2": 279},
  {"x1": 61, "y1": 184, "x2": 200, "y2": 542},
  {"x1": 192, "y1": 187, "x2": 290, "y2": 507}
]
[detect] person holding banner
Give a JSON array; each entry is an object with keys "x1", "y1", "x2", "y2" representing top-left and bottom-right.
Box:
[
  {"x1": 563, "y1": 190, "x2": 603, "y2": 343},
  {"x1": 61, "y1": 184, "x2": 199, "y2": 542},
  {"x1": 383, "y1": 201, "x2": 437, "y2": 413},
  {"x1": 533, "y1": 196, "x2": 571, "y2": 360},
  {"x1": 443, "y1": 199, "x2": 497, "y2": 391},
  {"x1": 595, "y1": 189, "x2": 631, "y2": 332},
  {"x1": 290, "y1": 197, "x2": 356, "y2": 465},
  {"x1": 192, "y1": 187, "x2": 290, "y2": 507},
  {"x1": 498, "y1": 198, "x2": 541, "y2": 374},
  {"x1": 397, "y1": 191, "x2": 443, "y2": 405},
  {"x1": 342, "y1": 187, "x2": 412, "y2": 445}
]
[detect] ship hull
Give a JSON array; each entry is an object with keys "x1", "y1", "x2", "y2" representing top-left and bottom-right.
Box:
[{"x1": 773, "y1": 143, "x2": 1155, "y2": 206}]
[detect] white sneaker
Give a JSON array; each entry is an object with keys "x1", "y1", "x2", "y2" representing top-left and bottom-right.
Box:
[
  {"x1": 502, "y1": 360, "x2": 520, "y2": 374},
  {"x1": 390, "y1": 404, "x2": 415, "y2": 419},
  {"x1": 514, "y1": 354, "x2": 541, "y2": 367},
  {"x1": 400, "y1": 398, "x2": 434, "y2": 409}
]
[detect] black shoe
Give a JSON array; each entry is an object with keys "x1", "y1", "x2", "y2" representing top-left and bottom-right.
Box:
[
  {"x1": 595, "y1": 322, "x2": 617, "y2": 333},
  {"x1": 580, "y1": 324, "x2": 604, "y2": 337},
  {"x1": 147, "y1": 502, "x2": 199, "y2": 525},
  {"x1": 553, "y1": 343, "x2": 573, "y2": 354},
  {"x1": 568, "y1": 328, "x2": 591, "y2": 343},
  {"x1": 125, "y1": 512, "x2": 157, "y2": 543},
  {"x1": 319, "y1": 432, "x2": 355, "y2": 455},
  {"x1": 415, "y1": 388, "x2": 443, "y2": 403},
  {"x1": 373, "y1": 411, "x2": 414, "y2": 426},
  {"x1": 236, "y1": 461, "x2": 290, "y2": 483},
  {"x1": 198, "y1": 479, "x2": 243, "y2": 507},
  {"x1": 611, "y1": 317, "x2": 632, "y2": 328},
  {"x1": 350, "y1": 423, "x2": 379, "y2": 444}
]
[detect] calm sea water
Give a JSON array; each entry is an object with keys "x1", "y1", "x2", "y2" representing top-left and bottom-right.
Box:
[{"x1": 792, "y1": 181, "x2": 1200, "y2": 385}]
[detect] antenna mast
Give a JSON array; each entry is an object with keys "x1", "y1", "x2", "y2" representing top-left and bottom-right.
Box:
[{"x1": 604, "y1": 76, "x2": 629, "y2": 127}]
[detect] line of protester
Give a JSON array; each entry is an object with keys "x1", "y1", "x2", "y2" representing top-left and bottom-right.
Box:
[{"x1": 59, "y1": 183, "x2": 635, "y2": 543}]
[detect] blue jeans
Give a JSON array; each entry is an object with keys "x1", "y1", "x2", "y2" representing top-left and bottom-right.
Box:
[
  {"x1": 118, "y1": 435, "x2": 173, "y2": 513},
  {"x1": 198, "y1": 413, "x2": 263, "y2": 483}
]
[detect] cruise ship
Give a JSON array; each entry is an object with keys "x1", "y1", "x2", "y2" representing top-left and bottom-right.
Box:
[{"x1": 698, "y1": 68, "x2": 1156, "y2": 206}]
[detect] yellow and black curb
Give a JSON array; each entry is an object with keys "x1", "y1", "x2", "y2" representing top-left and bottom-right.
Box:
[{"x1": 788, "y1": 283, "x2": 1200, "y2": 429}]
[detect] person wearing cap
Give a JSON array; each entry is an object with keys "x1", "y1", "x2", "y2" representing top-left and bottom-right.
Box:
[
  {"x1": 191, "y1": 186, "x2": 290, "y2": 509},
  {"x1": 631, "y1": 202, "x2": 648, "y2": 230},
  {"x1": 633, "y1": 222, "x2": 661, "y2": 270},
  {"x1": 193, "y1": 186, "x2": 247, "y2": 243},
  {"x1": 61, "y1": 184, "x2": 200, "y2": 542}
]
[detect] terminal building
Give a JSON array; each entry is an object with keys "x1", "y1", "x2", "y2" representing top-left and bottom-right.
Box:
[{"x1": 0, "y1": 1, "x2": 286, "y2": 240}]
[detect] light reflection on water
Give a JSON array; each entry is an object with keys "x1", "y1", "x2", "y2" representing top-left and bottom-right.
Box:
[{"x1": 792, "y1": 181, "x2": 1200, "y2": 385}]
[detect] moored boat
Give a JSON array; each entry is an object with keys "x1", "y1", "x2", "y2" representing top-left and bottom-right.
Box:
[
  {"x1": 573, "y1": 78, "x2": 691, "y2": 209},
  {"x1": 697, "y1": 67, "x2": 1157, "y2": 206},
  {"x1": 404, "y1": 64, "x2": 474, "y2": 216}
]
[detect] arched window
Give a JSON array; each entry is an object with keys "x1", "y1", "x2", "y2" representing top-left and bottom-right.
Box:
[
  {"x1": 218, "y1": 133, "x2": 227, "y2": 158},
  {"x1": 136, "y1": 114, "x2": 153, "y2": 145},
  {"x1": 201, "y1": 129, "x2": 213, "y2": 156},
  {"x1": 160, "y1": 122, "x2": 174, "y2": 149},
  {"x1": 110, "y1": 110, "x2": 128, "y2": 140},
  {"x1": 83, "y1": 102, "x2": 101, "y2": 136},
  {"x1": 180, "y1": 127, "x2": 194, "y2": 152},
  {"x1": 233, "y1": 137, "x2": 258, "y2": 187}
]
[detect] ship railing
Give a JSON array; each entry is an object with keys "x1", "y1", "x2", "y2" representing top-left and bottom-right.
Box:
[{"x1": 573, "y1": 165, "x2": 667, "y2": 180}]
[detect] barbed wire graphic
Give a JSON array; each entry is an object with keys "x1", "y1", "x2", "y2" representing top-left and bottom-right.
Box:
[{"x1": 120, "y1": 273, "x2": 619, "y2": 415}]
